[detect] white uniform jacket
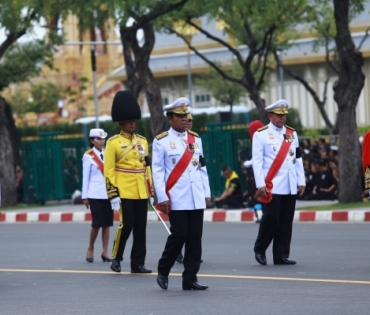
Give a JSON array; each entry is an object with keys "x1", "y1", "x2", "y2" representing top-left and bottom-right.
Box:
[
  {"x1": 82, "y1": 147, "x2": 108, "y2": 199},
  {"x1": 252, "y1": 122, "x2": 305, "y2": 195},
  {"x1": 152, "y1": 127, "x2": 211, "y2": 210}
]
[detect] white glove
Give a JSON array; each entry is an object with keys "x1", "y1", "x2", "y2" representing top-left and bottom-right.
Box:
[
  {"x1": 149, "y1": 197, "x2": 155, "y2": 205},
  {"x1": 110, "y1": 197, "x2": 121, "y2": 211}
]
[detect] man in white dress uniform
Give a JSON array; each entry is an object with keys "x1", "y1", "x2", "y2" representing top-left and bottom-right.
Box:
[
  {"x1": 252, "y1": 99, "x2": 305, "y2": 266},
  {"x1": 152, "y1": 97, "x2": 211, "y2": 290}
]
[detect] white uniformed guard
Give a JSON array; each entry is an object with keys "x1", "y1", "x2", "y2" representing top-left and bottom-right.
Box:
[
  {"x1": 252, "y1": 99, "x2": 305, "y2": 266},
  {"x1": 82, "y1": 129, "x2": 108, "y2": 201},
  {"x1": 82, "y1": 128, "x2": 113, "y2": 263},
  {"x1": 152, "y1": 97, "x2": 211, "y2": 291},
  {"x1": 89, "y1": 128, "x2": 108, "y2": 139}
]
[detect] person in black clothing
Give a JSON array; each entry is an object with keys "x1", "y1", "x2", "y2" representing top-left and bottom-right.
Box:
[
  {"x1": 311, "y1": 160, "x2": 337, "y2": 200},
  {"x1": 214, "y1": 166, "x2": 244, "y2": 209},
  {"x1": 242, "y1": 166, "x2": 261, "y2": 222}
]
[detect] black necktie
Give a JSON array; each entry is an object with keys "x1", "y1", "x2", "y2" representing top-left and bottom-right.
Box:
[{"x1": 100, "y1": 154, "x2": 104, "y2": 161}]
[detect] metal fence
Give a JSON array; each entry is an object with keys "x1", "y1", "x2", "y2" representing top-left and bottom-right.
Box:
[
  {"x1": 21, "y1": 132, "x2": 86, "y2": 203},
  {"x1": 20, "y1": 124, "x2": 252, "y2": 203},
  {"x1": 202, "y1": 122, "x2": 251, "y2": 197}
]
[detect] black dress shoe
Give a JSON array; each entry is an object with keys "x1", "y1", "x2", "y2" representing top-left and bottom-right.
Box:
[
  {"x1": 131, "y1": 266, "x2": 152, "y2": 273},
  {"x1": 176, "y1": 253, "x2": 184, "y2": 263},
  {"x1": 101, "y1": 254, "x2": 111, "y2": 262},
  {"x1": 182, "y1": 281, "x2": 208, "y2": 290},
  {"x1": 157, "y1": 274, "x2": 168, "y2": 290},
  {"x1": 86, "y1": 257, "x2": 94, "y2": 263},
  {"x1": 110, "y1": 259, "x2": 121, "y2": 273},
  {"x1": 274, "y1": 258, "x2": 296, "y2": 265},
  {"x1": 255, "y1": 253, "x2": 267, "y2": 265}
]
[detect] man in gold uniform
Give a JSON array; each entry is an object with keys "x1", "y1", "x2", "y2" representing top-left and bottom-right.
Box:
[{"x1": 105, "y1": 90, "x2": 153, "y2": 274}]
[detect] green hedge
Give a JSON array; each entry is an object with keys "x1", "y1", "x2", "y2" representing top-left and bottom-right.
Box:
[
  {"x1": 18, "y1": 112, "x2": 237, "y2": 142},
  {"x1": 19, "y1": 113, "x2": 367, "y2": 141}
]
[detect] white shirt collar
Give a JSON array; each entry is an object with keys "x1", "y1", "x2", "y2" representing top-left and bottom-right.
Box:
[
  {"x1": 93, "y1": 147, "x2": 103, "y2": 159},
  {"x1": 169, "y1": 127, "x2": 187, "y2": 138},
  {"x1": 269, "y1": 122, "x2": 284, "y2": 133}
]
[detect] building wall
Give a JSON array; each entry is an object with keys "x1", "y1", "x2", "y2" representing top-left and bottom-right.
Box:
[{"x1": 138, "y1": 60, "x2": 370, "y2": 129}]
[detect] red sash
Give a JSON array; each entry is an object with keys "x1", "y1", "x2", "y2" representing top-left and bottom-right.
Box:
[
  {"x1": 89, "y1": 151, "x2": 104, "y2": 175},
  {"x1": 260, "y1": 128, "x2": 294, "y2": 203},
  {"x1": 156, "y1": 133, "x2": 195, "y2": 210}
]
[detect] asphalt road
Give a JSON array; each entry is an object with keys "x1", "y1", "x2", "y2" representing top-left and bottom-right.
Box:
[{"x1": 0, "y1": 222, "x2": 369, "y2": 315}]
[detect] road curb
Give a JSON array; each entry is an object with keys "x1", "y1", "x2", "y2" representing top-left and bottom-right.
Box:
[{"x1": 1, "y1": 209, "x2": 370, "y2": 223}]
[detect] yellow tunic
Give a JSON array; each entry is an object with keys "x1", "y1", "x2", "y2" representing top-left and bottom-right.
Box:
[{"x1": 104, "y1": 130, "x2": 153, "y2": 200}]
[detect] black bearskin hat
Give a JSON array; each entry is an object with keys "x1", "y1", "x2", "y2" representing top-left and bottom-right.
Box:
[{"x1": 111, "y1": 90, "x2": 141, "y2": 122}]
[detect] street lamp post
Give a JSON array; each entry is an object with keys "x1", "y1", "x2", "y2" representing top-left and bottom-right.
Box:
[
  {"x1": 185, "y1": 35, "x2": 193, "y2": 104},
  {"x1": 90, "y1": 44, "x2": 100, "y2": 128},
  {"x1": 174, "y1": 20, "x2": 201, "y2": 104}
]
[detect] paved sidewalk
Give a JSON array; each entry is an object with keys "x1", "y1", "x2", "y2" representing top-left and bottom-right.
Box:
[{"x1": 1, "y1": 200, "x2": 369, "y2": 223}]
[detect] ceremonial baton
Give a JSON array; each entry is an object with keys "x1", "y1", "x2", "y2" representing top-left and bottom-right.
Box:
[{"x1": 149, "y1": 197, "x2": 171, "y2": 235}]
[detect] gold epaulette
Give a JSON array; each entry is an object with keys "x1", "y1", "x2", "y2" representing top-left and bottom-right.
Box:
[
  {"x1": 155, "y1": 131, "x2": 169, "y2": 140},
  {"x1": 108, "y1": 135, "x2": 119, "y2": 142},
  {"x1": 85, "y1": 149, "x2": 93, "y2": 154},
  {"x1": 285, "y1": 125, "x2": 295, "y2": 131},
  {"x1": 137, "y1": 134, "x2": 146, "y2": 140},
  {"x1": 188, "y1": 130, "x2": 200, "y2": 137},
  {"x1": 257, "y1": 125, "x2": 268, "y2": 132}
]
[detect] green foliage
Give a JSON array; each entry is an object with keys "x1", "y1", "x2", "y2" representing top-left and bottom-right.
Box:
[
  {"x1": 28, "y1": 82, "x2": 64, "y2": 115},
  {"x1": 0, "y1": 0, "x2": 63, "y2": 91},
  {"x1": 195, "y1": 62, "x2": 246, "y2": 107},
  {"x1": 8, "y1": 82, "x2": 64, "y2": 121},
  {"x1": 67, "y1": 76, "x2": 90, "y2": 116},
  {"x1": 17, "y1": 112, "x2": 237, "y2": 144},
  {"x1": 0, "y1": 40, "x2": 58, "y2": 91},
  {"x1": 302, "y1": 127, "x2": 329, "y2": 137}
]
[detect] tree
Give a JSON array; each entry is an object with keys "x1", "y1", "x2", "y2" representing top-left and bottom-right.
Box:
[
  {"x1": 0, "y1": 0, "x2": 61, "y2": 206},
  {"x1": 24, "y1": 82, "x2": 64, "y2": 121},
  {"x1": 163, "y1": 0, "x2": 309, "y2": 123},
  {"x1": 332, "y1": 0, "x2": 365, "y2": 203},
  {"x1": 274, "y1": 1, "x2": 367, "y2": 135},
  {"x1": 67, "y1": 76, "x2": 91, "y2": 117},
  {"x1": 61, "y1": 0, "x2": 189, "y2": 137},
  {"x1": 195, "y1": 62, "x2": 246, "y2": 113}
]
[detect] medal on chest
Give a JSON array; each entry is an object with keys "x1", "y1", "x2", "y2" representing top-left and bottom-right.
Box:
[
  {"x1": 188, "y1": 143, "x2": 195, "y2": 153},
  {"x1": 137, "y1": 142, "x2": 146, "y2": 162},
  {"x1": 170, "y1": 141, "x2": 177, "y2": 149},
  {"x1": 191, "y1": 157, "x2": 198, "y2": 166},
  {"x1": 284, "y1": 134, "x2": 294, "y2": 142}
]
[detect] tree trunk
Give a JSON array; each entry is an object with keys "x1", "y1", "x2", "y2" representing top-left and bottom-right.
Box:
[
  {"x1": 136, "y1": 24, "x2": 166, "y2": 136},
  {"x1": 333, "y1": 0, "x2": 365, "y2": 203},
  {"x1": 0, "y1": 97, "x2": 17, "y2": 207},
  {"x1": 120, "y1": 27, "x2": 143, "y2": 98},
  {"x1": 248, "y1": 87, "x2": 269, "y2": 124},
  {"x1": 121, "y1": 23, "x2": 166, "y2": 137}
]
